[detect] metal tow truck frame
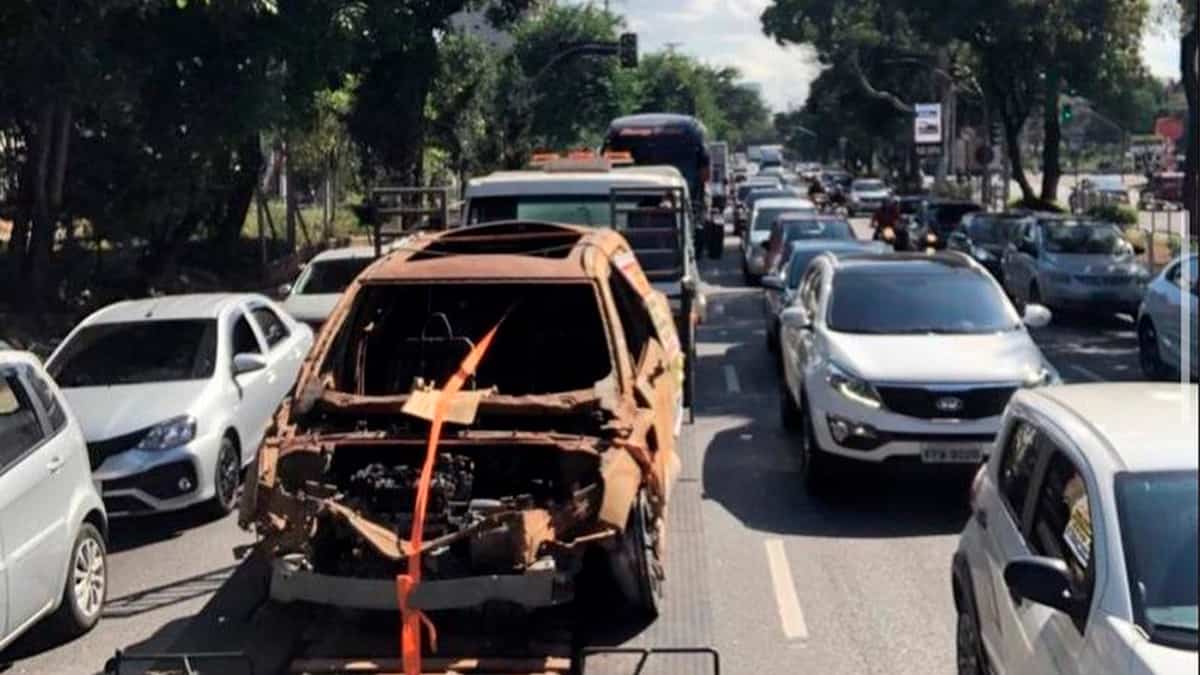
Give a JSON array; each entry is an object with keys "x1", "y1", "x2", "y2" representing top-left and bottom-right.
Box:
[{"x1": 610, "y1": 186, "x2": 698, "y2": 422}]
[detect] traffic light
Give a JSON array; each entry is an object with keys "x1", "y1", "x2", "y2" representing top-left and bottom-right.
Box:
[
  {"x1": 618, "y1": 33, "x2": 638, "y2": 69},
  {"x1": 1061, "y1": 103, "x2": 1073, "y2": 124}
]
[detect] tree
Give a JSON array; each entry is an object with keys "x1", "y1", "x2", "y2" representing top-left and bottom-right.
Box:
[
  {"x1": 1182, "y1": 1, "x2": 1197, "y2": 233},
  {"x1": 427, "y1": 34, "x2": 496, "y2": 187},
  {"x1": 630, "y1": 53, "x2": 727, "y2": 136}
]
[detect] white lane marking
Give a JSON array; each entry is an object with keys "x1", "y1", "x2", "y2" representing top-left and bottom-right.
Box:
[
  {"x1": 764, "y1": 539, "x2": 809, "y2": 641},
  {"x1": 1070, "y1": 365, "x2": 1104, "y2": 382},
  {"x1": 723, "y1": 364, "x2": 741, "y2": 394}
]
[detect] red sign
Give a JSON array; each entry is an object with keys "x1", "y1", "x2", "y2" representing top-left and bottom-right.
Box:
[{"x1": 1154, "y1": 117, "x2": 1184, "y2": 142}]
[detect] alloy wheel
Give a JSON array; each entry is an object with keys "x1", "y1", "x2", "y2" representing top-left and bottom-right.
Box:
[{"x1": 73, "y1": 536, "x2": 105, "y2": 619}]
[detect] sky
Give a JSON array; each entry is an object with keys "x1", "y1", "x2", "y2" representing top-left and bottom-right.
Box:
[{"x1": 573, "y1": 0, "x2": 1184, "y2": 113}]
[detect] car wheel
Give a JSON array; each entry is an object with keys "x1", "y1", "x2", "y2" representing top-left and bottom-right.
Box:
[
  {"x1": 611, "y1": 490, "x2": 663, "y2": 618},
  {"x1": 206, "y1": 436, "x2": 242, "y2": 518},
  {"x1": 956, "y1": 606, "x2": 988, "y2": 675},
  {"x1": 799, "y1": 395, "x2": 835, "y2": 493},
  {"x1": 50, "y1": 523, "x2": 106, "y2": 638},
  {"x1": 780, "y1": 379, "x2": 803, "y2": 431},
  {"x1": 1139, "y1": 320, "x2": 1170, "y2": 380}
]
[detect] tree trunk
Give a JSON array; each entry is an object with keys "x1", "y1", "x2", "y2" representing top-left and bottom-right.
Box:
[
  {"x1": 216, "y1": 137, "x2": 262, "y2": 252},
  {"x1": 1003, "y1": 116, "x2": 1036, "y2": 202},
  {"x1": 26, "y1": 101, "x2": 60, "y2": 313},
  {"x1": 1183, "y1": 25, "x2": 1198, "y2": 236},
  {"x1": 1040, "y1": 68, "x2": 1062, "y2": 205}
]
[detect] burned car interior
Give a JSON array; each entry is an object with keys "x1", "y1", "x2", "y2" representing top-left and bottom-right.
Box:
[{"x1": 244, "y1": 222, "x2": 681, "y2": 622}]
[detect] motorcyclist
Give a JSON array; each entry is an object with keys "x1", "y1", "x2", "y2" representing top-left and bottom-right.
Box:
[
  {"x1": 807, "y1": 179, "x2": 827, "y2": 209},
  {"x1": 871, "y1": 195, "x2": 907, "y2": 250}
]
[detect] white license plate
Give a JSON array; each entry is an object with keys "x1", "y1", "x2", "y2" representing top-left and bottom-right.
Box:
[{"x1": 921, "y1": 445, "x2": 984, "y2": 464}]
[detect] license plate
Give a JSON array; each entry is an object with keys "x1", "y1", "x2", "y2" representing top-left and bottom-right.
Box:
[{"x1": 921, "y1": 445, "x2": 984, "y2": 464}]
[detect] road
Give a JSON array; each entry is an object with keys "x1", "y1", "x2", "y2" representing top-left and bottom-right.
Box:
[{"x1": 1, "y1": 220, "x2": 1145, "y2": 675}]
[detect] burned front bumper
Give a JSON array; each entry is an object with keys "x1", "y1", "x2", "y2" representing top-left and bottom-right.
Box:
[{"x1": 270, "y1": 554, "x2": 572, "y2": 611}]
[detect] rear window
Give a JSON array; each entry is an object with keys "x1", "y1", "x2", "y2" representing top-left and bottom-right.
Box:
[
  {"x1": 297, "y1": 257, "x2": 374, "y2": 295},
  {"x1": 780, "y1": 218, "x2": 854, "y2": 243},
  {"x1": 322, "y1": 283, "x2": 612, "y2": 397},
  {"x1": 828, "y1": 270, "x2": 1018, "y2": 334},
  {"x1": 754, "y1": 206, "x2": 814, "y2": 231}
]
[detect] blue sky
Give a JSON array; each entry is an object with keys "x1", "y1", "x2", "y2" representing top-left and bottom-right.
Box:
[{"x1": 571, "y1": 0, "x2": 1183, "y2": 112}]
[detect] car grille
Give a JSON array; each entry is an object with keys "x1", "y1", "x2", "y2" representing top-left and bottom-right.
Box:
[
  {"x1": 876, "y1": 386, "x2": 1017, "y2": 420},
  {"x1": 86, "y1": 427, "x2": 150, "y2": 470},
  {"x1": 1073, "y1": 275, "x2": 1132, "y2": 287},
  {"x1": 103, "y1": 460, "x2": 198, "y2": 500}
]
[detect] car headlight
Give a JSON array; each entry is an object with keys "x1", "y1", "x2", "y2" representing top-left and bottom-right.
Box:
[
  {"x1": 1022, "y1": 364, "x2": 1060, "y2": 388},
  {"x1": 973, "y1": 248, "x2": 993, "y2": 262},
  {"x1": 1047, "y1": 271, "x2": 1072, "y2": 284},
  {"x1": 826, "y1": 361, "x2": 882, "y2": 408},
  {"x1": 135, "y1": 415, "x2": 198, "y2": 451}
]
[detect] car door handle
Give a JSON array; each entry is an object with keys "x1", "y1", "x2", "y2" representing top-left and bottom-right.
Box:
[
  {"x1": 47, "y1": 456, "x2": 65, "y2": 473},
  {"x1": 974, "y1": 509, "x2": 989, "y2": 530}
]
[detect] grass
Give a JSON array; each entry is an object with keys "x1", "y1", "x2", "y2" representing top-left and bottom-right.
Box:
[{"x1": 242, "y1": 196, "x2": 364, "y2": 244}]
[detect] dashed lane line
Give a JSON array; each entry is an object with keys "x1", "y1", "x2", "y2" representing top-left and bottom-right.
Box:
[{"x1": 764, "y1": 538, "x2": 809, "y2": 641}]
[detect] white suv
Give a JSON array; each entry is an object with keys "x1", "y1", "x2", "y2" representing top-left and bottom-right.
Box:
[
  {"x1": 952, "y1": 383, "x2": 1198, "y2": 675},
  {"x1": 778, "y1": 251, "x2": 1057, "y2": 487},
  {"x1": 0, "y1": 351, "x2": 107, "y2": 650}
]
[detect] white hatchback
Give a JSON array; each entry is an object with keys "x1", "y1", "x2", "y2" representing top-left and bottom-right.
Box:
[
  {"x1": 280, "y1": 246, "x2": 377, "y2": 331},
  {"x1": 47, "y1": 294, "x2": 313, "y2": 517},
  {"x1": 0, "y1": 351, "x2": 107, "y2": 649},
  {"x1": 1138, "y1": 254, "x2": 1197, "y2": 381},
  {"x1": 952, "y1": 383, "x2": 1198, "y2": 675}
]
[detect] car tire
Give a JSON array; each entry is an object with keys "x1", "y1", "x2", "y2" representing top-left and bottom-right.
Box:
[
  {"x1": 799, "y1": 394, "x2": 835, "y2": 493},
  {"x1": 1139, "y1": 320, "x2": 1171, "y2": 380},
  {"x1": 956, "y1": 605, "x2": 988, "y2": 675},
  {"x1": 611, "y1": 490, "x2": 663, "y2": 618},
  {"x1": 780, "y1": 380, "x2": 803, "y2": 431},
  {"x1": 49, "y1": 523, "x2": 106, "y2": 638},
  {"x1": 205, "y1": 436, "x2": 242, "y2": 518}
]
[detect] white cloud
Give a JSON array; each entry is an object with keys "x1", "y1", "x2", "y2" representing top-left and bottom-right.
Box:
[{"x1": 583, "y1": 0, "x2": 820, "y2": 111}]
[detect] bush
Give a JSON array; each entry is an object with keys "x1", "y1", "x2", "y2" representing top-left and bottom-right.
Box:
[
  {"x1": 1007, "y1": 197, "x2": 1065, "y2": 212},
  {"x1": 1085, "y1": 204, "x2": 1138, "y2": 226}
]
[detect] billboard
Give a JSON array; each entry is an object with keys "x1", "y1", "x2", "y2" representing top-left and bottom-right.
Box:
[{"x1": 914, "y1": 103, "x2": 943, "y2": 144}]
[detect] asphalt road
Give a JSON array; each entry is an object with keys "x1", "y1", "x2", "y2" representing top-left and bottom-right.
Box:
[{"x1": 0, "y1": 219, "x2": 1146, "y2": 675}]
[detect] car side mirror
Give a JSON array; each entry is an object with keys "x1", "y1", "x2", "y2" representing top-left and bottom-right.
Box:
[
  {"x1": 780, "y1": 306, "x2": 811, "y2": 330},
  {"x1": 278, "y1": 283, "x2": 293, "y2": 298},
  {"x1": 1022, "y1": 303, "x2": 1052, "y2": 329},
  {"x1": 761, "y1": 274, "x2": 785, "y2": 290},
  {"x1": 1004, "y1": 556, "x2": 1086, "y2": 621},
  {"x1": 232, "y1": 353, "x2": 268, "y2": 377}
]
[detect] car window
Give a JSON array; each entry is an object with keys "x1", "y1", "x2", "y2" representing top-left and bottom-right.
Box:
[
  {"x1": 609, "y1": 266, "x2": 653, "y2": 363},
  {"x1": 233, "y1": 315, "x2": 263, "y2": 355},
  {"x1": 296, "y1": 257, "x2": 373, "y2": 295},
  {"x1": 1028, "y1": 448, "x2": 1095, "y2": 630},
  {"x1": 251, "y1": 306, "x2": 291, "y2": 349},
  {"x1": 26, "y1": 369, "x2": 67, "y2": 434},
  {"x1": 0, "y1": 374, "x2": 46, "y2": 473},
  {"x1": 998, "y1": 421, "x2": 1042, "y2": 521}
]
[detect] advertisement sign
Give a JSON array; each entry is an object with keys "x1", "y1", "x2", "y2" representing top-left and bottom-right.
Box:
[{"x1": 914, "y1": 103, "x2": 942, "y2": 144}]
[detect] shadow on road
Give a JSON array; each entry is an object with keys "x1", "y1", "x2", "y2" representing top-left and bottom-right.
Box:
[
  {"x1": 103, "y1": 565, "x2": 239, "y2": 620},
  {"x1": 107, "y1": 506, "x2": 230, "y2": 555}
]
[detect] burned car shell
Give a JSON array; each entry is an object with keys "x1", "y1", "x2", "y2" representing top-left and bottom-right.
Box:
[{"x1": 241, "y1": 221, "x2": 683, "y2": 616}]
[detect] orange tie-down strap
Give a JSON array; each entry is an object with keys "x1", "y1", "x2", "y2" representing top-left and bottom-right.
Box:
[{"x1": 397, "y1": 314, "x2": 507, "y2": 675}]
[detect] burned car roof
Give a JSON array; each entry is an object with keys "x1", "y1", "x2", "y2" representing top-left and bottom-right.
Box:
[{"x1": 358, "y1": 221, "x2": 634, "y2": 283}]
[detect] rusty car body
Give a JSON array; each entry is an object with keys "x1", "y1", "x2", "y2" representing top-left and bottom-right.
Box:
[{"x1": 240, "y1": 221, "x2": 683, "y2": 618}]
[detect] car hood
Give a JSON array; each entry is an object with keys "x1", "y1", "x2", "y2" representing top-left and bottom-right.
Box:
[
  {"x1": 1128, "y1": 622, "x2": 1199, "y2": 673},
  {"x1": 61, "y1": 380, "x2": 211, "y2": 441},
  {"x1": 282, "y1": 294, "x2": 341, "y2": 323},
  {"x1": 1043, "y1": 253, "x2": 1143, "y2": 275},
  {"x1": 826, "y1": 330, "x2": 1045, "y2": 384}
]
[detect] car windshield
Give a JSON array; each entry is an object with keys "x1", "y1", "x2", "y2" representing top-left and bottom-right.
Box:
[
  {"x1": 50, "y1": 320, "x2": 218, "y2": 387},
  {"x1": 467, "y1": 194, "x2": 656, "y2": 228},
  {"x1": 1115, "y1": 472, "x2": 1198, "y2": 650},
  {"x1": 828, "y1": 270, "x2": 1018, "y2": 334},
  {"x1": 780, "y1": 218, "x2": 855, "y2": 245},
  {"x1": 853, "y1": 180, "x2": 884, "y2": 191},
  {"x1": 296, "y1": 257, "x2": 374, "y2": 295},
  {"x1": 754, "y1": 205, "x2": 813, "y2": 232},
  {"x1": 966, "y1": 216, "x2": 1023, "y2": 244},
  {"x1": 1043, "y1": 222, "x2": 1130, "y2": 255}
]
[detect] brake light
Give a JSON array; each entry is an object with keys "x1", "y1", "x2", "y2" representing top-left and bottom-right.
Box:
[
  {"x1": 603, "y1": 150, "x2": 634, "y2": 165},
  {"x1": 529, "y1": 152, "x2": 561, "y2": 166}
]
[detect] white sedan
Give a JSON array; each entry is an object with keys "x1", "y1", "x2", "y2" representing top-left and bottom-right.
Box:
[
  {"x1": 1138, "y1": 254, "x2": 1198, "y2": 381},
  {"x1": 953, "y1": 383, "x2": 1198, "y2": 675},
  {"x1": 778, "y1": 251, "x2": 1057, "y2": 488},
  {"x1": 280, "y1": 246, "x2": 377, "y2": 331},
  {"x1": 47, "y1": 294, "x2": 313, "y2": 517}
]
